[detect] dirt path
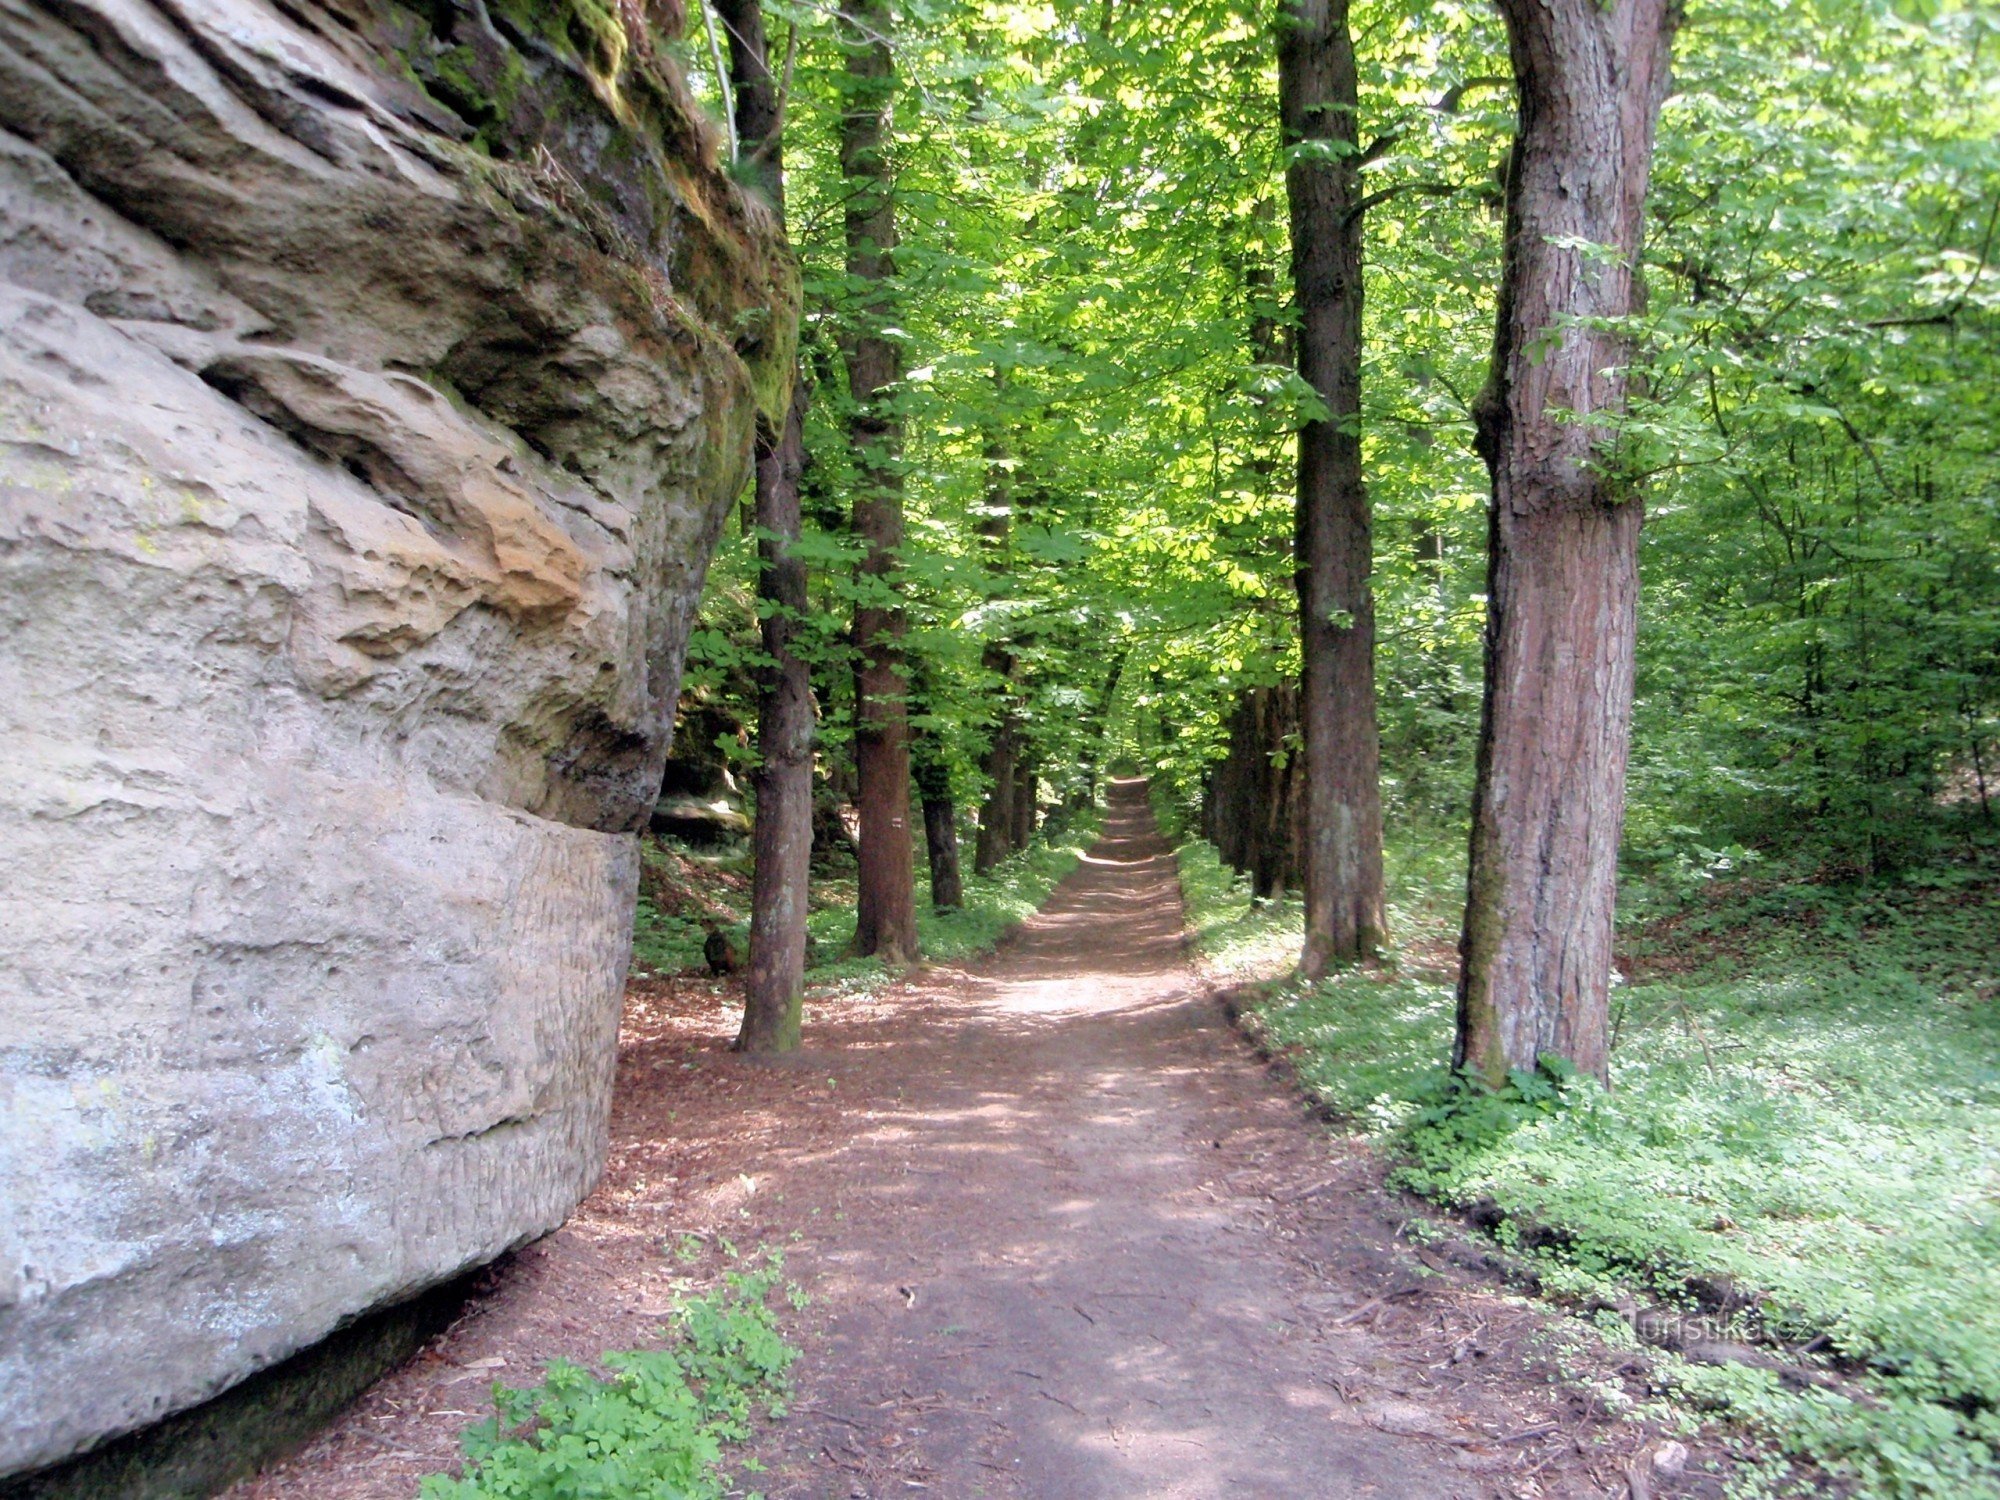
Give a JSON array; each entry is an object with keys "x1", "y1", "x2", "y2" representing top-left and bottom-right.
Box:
[
  {"x1": 238, "y1": 781, "x2": 1706, "y2": 1499},
  {"x1": 746, "y1": 782, "x2": 1488, "y2": 1497}
]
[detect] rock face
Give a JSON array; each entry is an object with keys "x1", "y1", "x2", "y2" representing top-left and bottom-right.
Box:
[{"x1": 0, "y1": 0, "x2": 795, "y2": 1477}]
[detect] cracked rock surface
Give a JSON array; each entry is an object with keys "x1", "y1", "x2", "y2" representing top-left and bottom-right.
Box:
[{"x1": 0, "y1": 0, "x2": 795, "y2": 1475}]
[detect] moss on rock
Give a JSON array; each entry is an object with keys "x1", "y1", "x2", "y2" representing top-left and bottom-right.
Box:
[{"x1": 386, "y1": 0, "x2": 798, "y2": 425}]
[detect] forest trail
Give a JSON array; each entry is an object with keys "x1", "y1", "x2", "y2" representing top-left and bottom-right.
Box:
[
  {"x1": 745, "y1": 779, "x2": 1498, "y2": 1497},
  {"x1": 236, "y1": 780, "x2": 1671, "y2": 1500}
]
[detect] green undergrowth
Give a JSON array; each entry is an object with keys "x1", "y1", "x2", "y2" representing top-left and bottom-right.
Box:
[
  {"x1": 631, "y1": 840, "x2": 751, "y2": 977},
  {"x1": 420, "y1": 1248, "x2": 800, "y2": 1500},
  {"x1": 1172, "y1": 818, "x2": 1465, "y2": 981},
  {"x1": 1177, "y1": 828, "x2": 2000, "y2": 1497},
  {"x1": 1173, "y1": 835, "x2": 1302, "y2": 978},
  {"x1": 632, "y1": 813, "x2": 1100, "y2": 993}
]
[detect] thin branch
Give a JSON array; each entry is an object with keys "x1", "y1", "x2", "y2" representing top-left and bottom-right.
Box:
[
  {"x1": 1786, "y1": 381, "x2": 1899, "y2": 504},
  {"x1": 776, "y1": 18, "x2": 799, "y2": 139},
  {"x1": 1433, "y1": 75, "x2": 1511, "y2": 114},
  {"x1": 1345, "y1": 180, "x2": 1466, "y2": 227},
  {"x1": 696, "y1": 0, "x2": 737, "y2": 162},
  {"x1": 1863, "y1": 190, "x2": 1998, "y2": 329},
  {"x1": 1941, "y1": 187, "x2": 1998, "y2": 323},
  {"x1": 1863, "y1": 312, "x2": 1958, "y2": 329},
  {"x1": 1356, "y1": 131, "x2": 1400, "y2": 169},
  {"x1": 1350, "y1": 76, "x2": 1510, "y2": 175}
]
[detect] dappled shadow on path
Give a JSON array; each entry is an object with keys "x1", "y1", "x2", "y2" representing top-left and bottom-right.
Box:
[
  {"x1": 744, "y1": 781, "x2": 1476, "y2": 1497},
  {"x1": 233, "y1": 781, "x2": 1686, "y2": 1500}
]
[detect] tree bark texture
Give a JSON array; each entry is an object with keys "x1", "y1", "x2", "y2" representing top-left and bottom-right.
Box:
[
  {"x1": 1455, "y1": 0, "x2": 1680, "y2": 1087},
  {"x1": 911, "y1": 671, "x2": 963, "y2": 910},
  {"x1": 973, "y1": 418, "x2": 1018, "y2": 874},
  {"x1": 1012, "y1": 761, "x2": 1037, "y2": 849},
  {"x1": 720, "y1": 0, "x2": 812, "y2": 1055},
  {"x1": 1204, "y1": 686, "x2": 1301, "y2": 897},
  {"x1": 839, "y1": 0, "x2": 918, "y2": 963},
  {"x1": 1077, "y1": 652, "x2": 1126, "y2": 809},
  {"x1": 919, "y1": 771, "x2": 964, "y2": 909},
  {"x1": 975, "y1": 662, "x2": 1017, "y2": 873},
  {"x1": 1279, "y1": 0, "x2": 1385, "y2": 976},
  {"x1": 813, "y1": 775, "x2": 858, "y2": 860},
  {"x1": 737, "y1": 385, "x2": 813, "y2": 1052},
  {"x1": 716, "y1": 0, "x2": 782, "y2": 180},
  {"x1": 1250, "y1": 688, "x2": 1302, "y2": 898}
]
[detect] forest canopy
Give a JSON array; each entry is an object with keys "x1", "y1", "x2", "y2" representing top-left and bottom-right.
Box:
[{"x1": 670, "y1": 0, "x2": 1997, "y2": 890}]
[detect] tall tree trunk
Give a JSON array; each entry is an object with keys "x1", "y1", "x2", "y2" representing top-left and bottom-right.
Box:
[
  {"x1": 839, "y1": 0, "x2": 917, "y2": 962},
  {"x1": 1214, "y1": 693, "x2": 1257, "y2": 874},
  {"x1": 1211, "y1": 686, "x2": 1300, "y2": 894},
  {"x1": 1151, "y1": 669, "x2": 1177, "y2": 755},
  {"x1": 1078, "y1": 653, "x2": 1126, "y2": 808},
  {"x1": 1250, "y1": 684, "x2": 1301, "y2": 898},
  {"x1": 1280, "y1": 0, "x2": 1385, "y2": 978},
  {"x1": 975, "y1": 670, "x2": 1016, "y2": 872},
  {"x1": 738, "y1": 388, "x2": 812, "y2": 1052},
  {"x1": 716, "y1": 0, "x2": 783, "y2": 185},
  {"x1": 974, "y1": 414, "x2": 1018, "y2": 873},
  {"x1": 1235, "y1": 242, "x2": 1302, "y2": 897},
  {"x1": 1012, "y1": 761, "x2": 1037, "y2": 848},
  {"x1": 910, "y1": 670, "x2": 963, "y2": 910},
  {"x1": 720, "y1": 0, "x2": 812, "y2": 1055},
  {"x1": 917, "y1": 758, "x2": 964, "y2": 909},
  {"x1": 1455, "y1": 0, "x2": 1681, "y2": 1087}
]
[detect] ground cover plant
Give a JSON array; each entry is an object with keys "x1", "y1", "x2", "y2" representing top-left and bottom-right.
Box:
[
  {"x1": 1180, "y1": 825, "x2": 2000, "y2": 1497},
  {"x1": 419, "y1": 1251, "x2": 800, "y2": 1500}
]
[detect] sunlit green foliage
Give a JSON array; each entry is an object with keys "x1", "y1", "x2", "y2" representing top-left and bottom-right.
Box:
[
  {"x1": 1628, "y1": 0, "x2": 2000, "y2": 868},
  {"x1": 661, "y1": 4, "x2": 2000, "y2": 1486},
  {"x1": 682, "y1": 0, "x2": 1998, "y2": 861}
]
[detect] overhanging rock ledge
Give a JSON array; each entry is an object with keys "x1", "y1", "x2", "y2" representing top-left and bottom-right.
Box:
[{"x1": 0, "y1": 0, "x2": 797, "y2": 1476}]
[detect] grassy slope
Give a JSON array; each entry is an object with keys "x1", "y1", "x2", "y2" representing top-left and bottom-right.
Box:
[{"x1": 1174, "y1": 825, "x2": 2000, "y2": 1499}]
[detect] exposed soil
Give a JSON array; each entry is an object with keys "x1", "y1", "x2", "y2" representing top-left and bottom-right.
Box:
[{"x1": 233, "y1": 781, "x2": 1720, "y2": 1499}]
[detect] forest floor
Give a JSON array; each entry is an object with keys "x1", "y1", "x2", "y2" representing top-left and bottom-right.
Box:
[
  {"x1": 1190, "y1": 815, "x2": 2000, "y2": 1498},
  {"x1": 233, "y1": 782, "x2": 1719, "y2": 1499}
]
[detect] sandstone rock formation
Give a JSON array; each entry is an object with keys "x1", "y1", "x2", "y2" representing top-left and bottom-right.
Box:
[{"x1": 0, "y1": 0, "x2": 795, "y2": 1476}]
